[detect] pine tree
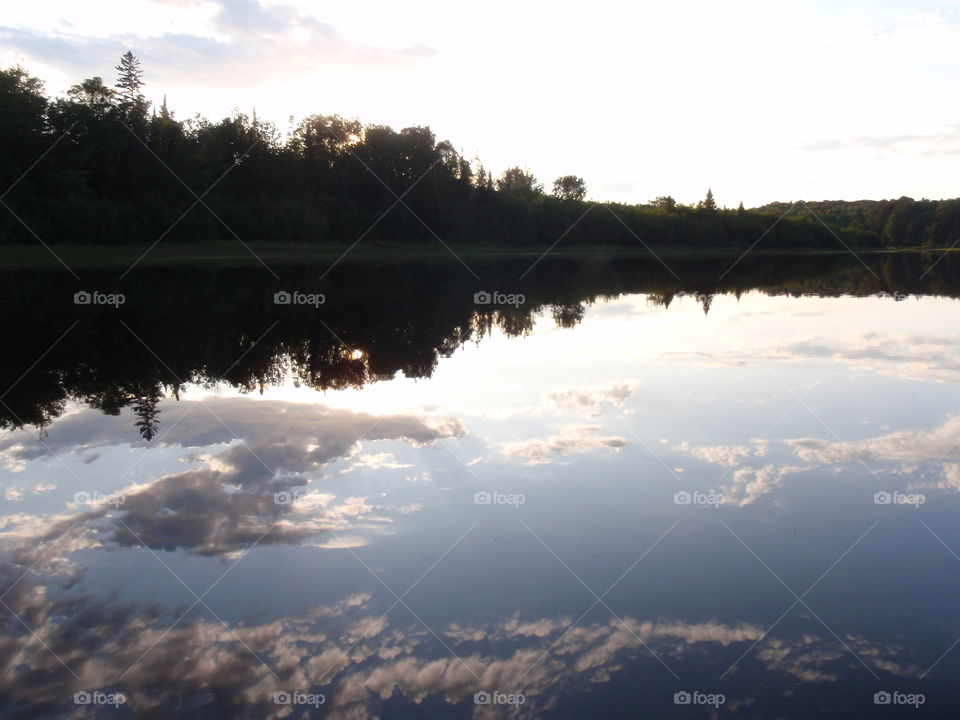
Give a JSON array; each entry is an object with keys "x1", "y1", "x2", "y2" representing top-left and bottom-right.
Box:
[
  {"x1": 115, "y1": 51, "x2": 144, "y2": 105},
  {"x1": 702, "y1": 187, "x2": 717, "y2": 212},
  {"x1": 132, "y1": 390, "x2": 161, "y2": 442},
  {"x1": 737, "y1": 200, "x2": 745, "y2": 215}
]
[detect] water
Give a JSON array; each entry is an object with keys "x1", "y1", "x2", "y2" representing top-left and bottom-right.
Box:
[{"x1": 1, "y1": 252, "x2": 959, "y2": 718}]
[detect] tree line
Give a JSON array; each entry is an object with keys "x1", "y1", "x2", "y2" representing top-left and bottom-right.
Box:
[
  {"x1": 758, "y1": 198, "x2": 960, "y2": 249},
  {"x1": 1, "y1": 55, "x2": 949, "y2": 250}
]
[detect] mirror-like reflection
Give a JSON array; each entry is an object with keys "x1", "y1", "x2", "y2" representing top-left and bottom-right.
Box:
[
  {"x1": 2, "y1": 254, "x2": 960, "y2": 718},
  {"x1": 1, "y1": 251, "x2": 958, "y2": 436}
]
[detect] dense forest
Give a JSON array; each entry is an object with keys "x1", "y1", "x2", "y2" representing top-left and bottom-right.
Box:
[
  {"x1": 758, "y1": 198, "x2": 960, "y2": 249},
  {"x1": 1, "y1": 55, "x2": 956, "y2": 250}
]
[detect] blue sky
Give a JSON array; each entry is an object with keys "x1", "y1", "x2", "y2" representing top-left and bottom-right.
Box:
[{"x1": 2, "y1": 0, "x2": 959, "y2": 206}]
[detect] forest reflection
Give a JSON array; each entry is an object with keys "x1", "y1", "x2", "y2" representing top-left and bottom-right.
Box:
[{"x1": 0, "y1": 251, "x2": 954, "y2": 438}]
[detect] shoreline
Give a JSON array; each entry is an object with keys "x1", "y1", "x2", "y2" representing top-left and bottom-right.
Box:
[{"x1": 0, "y1": 243, "x2": 947, "y2": 270}]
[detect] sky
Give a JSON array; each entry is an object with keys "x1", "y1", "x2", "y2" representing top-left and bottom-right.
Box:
[{"x1": 2, "y1": 0, "x2": 959, "y2": 207}]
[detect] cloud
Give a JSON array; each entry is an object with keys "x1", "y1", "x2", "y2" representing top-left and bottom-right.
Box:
[
  {"x1": 668, "y1": 415, "x2": 960, "y2": 505},
  {"x1": 0, "y1": 0, "x2": 434, "y2": 91},
  {"x1": 339, "y1": 452, "x2": 412, "y2": 473},
  {"x1": 345, "y1": 615, "x2": 388, "y2": 643},
  {"x1": 667, "y1": 332, "x2": 960, "y2": 386},
  {"x1": 799, "y1": 126, "x2": 960, "y2": 157},
  {"x1": 547, "y1": 382, "x2": 635, "y2": 417},
  {"x1": 722, "y1": 464, "x2": 810, "y2": 507},
  {"x1": 501, "y1": 425, "x2": 627, "y2": 465},
  {"x1": 0, "y1": 537, "x2": 923, "y2": 720},
  {"x1": 0, "y1": 399, "x2": 465, "y2": 556},
  {"x1": 674, "y1": 441, "x2": 753, "y2": 467},
  {"x1": 0, "y1": 397, "x2": 464, "y2": 470},
  {"x1": 104, "y1": 468, "x2": 338, "y2": 554},
  {"x1": 785, "y1": 415, "x2": 960, "y2": 466},
  {"x1": 757, "y1": 636, "x2": 843, "y2": 682}
]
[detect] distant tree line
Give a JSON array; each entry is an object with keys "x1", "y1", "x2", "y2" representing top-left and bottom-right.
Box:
[
  {"x1": 2, "y1": 57, "x2": 948, "y2": 250},
  {"x1": 758, "y1": 198, "x2": 960, "y2": 249}
]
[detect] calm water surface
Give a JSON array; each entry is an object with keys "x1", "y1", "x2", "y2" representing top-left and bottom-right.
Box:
[{"x1": 1, "y1": 255, "x2": 959, "y2": 718}]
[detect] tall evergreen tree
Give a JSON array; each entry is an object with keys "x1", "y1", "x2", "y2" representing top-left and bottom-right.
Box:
[
  {"x1": 132, "y1": 390, "x2": 161, "y2": 442},
  {"x1": 114, "y1": 51, "x2": 144, "y2": 105},
  {"x1": 702, "y1": 187, "x2": 717, "y2": 212}
]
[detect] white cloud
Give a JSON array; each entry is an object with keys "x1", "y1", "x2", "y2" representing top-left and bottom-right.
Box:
[
  {"x1": 723, "y1": 464, "x2": 811, "y2": 507},
  {"x1": 339, "y1": 452, "x2": 412, "y2": 473},
  {"x1": 501, "y1": 425, "x2": 627, "y2": 465},
  {"x1": 786, "y1": 415, "x2": 960, "y2": 465},
  {"x1": 547, "y1": 382, "x2": 635, "y2": 417},
  {"x1": 674, "y1": 441, "x2": 753, "y2": 467}
]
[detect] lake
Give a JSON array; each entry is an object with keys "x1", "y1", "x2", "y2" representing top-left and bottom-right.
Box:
[{"x1": 1, "y1": 251, "x2": 959, "y2": 718}]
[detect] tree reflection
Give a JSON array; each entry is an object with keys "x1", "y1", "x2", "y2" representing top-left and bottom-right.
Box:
[{"x1": 0, "y1": 252, "x2": 957, "y2": 437}]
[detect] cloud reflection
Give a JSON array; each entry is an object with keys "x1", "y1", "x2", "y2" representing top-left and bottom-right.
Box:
[
  {"x1": 1, "y1": 398, "x2": 465, "y2": 556},
  {"x1": 0, "y1": 558, "x2": 923, "y2": 720}
]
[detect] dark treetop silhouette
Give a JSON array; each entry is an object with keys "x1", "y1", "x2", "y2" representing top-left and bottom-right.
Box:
[{"x1": 4, "y1": 58, "x2": 957, "y2": 251}]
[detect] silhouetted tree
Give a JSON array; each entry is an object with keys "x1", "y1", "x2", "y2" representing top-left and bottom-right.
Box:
[
  {"x1": 652, "y1": 196, "x2": 677, "y2": 211},
  {"x1": 473, "y1": 162, "x2": 494, "y2": 191},
  {"x1": 552, "y1": 175, "x2": 587, "y2": 201},
  {"x1": 67, "y1": 77, "x2": 115, "y2": 114},
  {"x1": 0, "y1": 66, "x2": 48, "y2": 189},
  {"x1": 496, "y1": 167, "x2": 542, "y2": 199},
  {"x1": 132, "y1": 390, "x2": 161, "y2": 441},
  {"x1": 700, "y1": 188, "x2": 717, "y2": 212},
  {"x1": 114, "y1": 51, "x2": 144, "y2": 105}
]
